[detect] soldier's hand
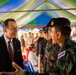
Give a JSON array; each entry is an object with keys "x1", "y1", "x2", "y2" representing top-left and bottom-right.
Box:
[{"x1": 2, "y1": 62, "x2": 25, "y2": 75}]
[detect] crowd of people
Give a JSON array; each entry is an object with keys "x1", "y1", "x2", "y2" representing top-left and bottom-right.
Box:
[{"x1": 0, "y1": 17, "x2": 76, "y2": 75}]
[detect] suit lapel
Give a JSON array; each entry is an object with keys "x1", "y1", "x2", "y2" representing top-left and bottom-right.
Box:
[{"x1": 1, "y1": 35, "x2": 9, "y2": 58}]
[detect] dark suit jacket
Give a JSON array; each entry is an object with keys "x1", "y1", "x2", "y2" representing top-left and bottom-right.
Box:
[{"x1": 0, "y1": 35, "x2": 23, "y2": 72}]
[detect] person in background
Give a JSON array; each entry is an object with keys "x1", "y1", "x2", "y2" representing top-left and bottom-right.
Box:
[
  {"x1": 28, "y1": 44, "x2": 38, "y2": 72},
  {"x1": 34, "y1": 30, "x2": 44, "y2": 73},
  {"x1": 0, "y1": 19, "x2": 23, "y2": 72},
  {"x1": 25, "y1": 32, "x2": 33, "y2": 47},
  {"x1": 33, "y1": 30, "x2": 43, "y2": 44},
  {"x1": 38, "y1": 27, "x2": 49, "y2": 73},
  {"x1": 21, "y1": 35, "x2": 25, "y2": 52},
  {"x1": 31, "y1": 33, "x2": 34, "y2": 38},
  {"x1": 35, "y1": 33, "x2": 38, "y2": 39},
  {"x1": 31, "y1": 33, "x2": 35, "y2": 44},
  {"x1": 43, "y1": 22, "x2": 54, "y2": 72},
  {"x1": 33, "y1": 33, "x2": 38, "y2": 44},
  {"x1": 35, "y1": 30, "x2": 44, "y2": 57},
  {"x1": 24, "y1": 33, "x2": 27, "y2": 48}
]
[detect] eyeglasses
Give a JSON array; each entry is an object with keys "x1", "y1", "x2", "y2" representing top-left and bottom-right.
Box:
[{"x1": 7, "y1": 27, "x2": 18, "y2": 31}]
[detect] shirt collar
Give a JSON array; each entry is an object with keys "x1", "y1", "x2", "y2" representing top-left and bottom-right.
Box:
[
  {"x1": 4, "y1": 35, "x2": 13, "y2": 43},
  {"x1": 30, "y1": 51, "x2": 35, "y2": 55}
]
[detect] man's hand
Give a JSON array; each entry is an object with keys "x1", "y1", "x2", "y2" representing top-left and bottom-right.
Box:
[{"x1": 2, "y1": 62, "x2": 25, "y2": 75}]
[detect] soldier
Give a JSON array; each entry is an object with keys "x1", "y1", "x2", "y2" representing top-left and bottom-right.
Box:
[
  {"x1": 38, "y1": 27, "x2": 49, "y2": 73},
  {"x1": 44, "y1": 38, "x2": 60, "y2": 72},
  {"x1": 43, "y1": 21, "x2": 60, "y2": 72},
  {"x1": 47, "y1": 17, "x2": 76, "y2": 75}
]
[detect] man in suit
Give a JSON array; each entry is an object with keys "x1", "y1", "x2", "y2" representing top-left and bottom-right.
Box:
[{"x1": 0, "y1": 19, "x2": 23, "y2": 72}]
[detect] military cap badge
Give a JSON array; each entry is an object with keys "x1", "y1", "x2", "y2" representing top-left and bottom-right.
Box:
[{"x1": 51, "y1": 21, "x2": 54, "y2": 26}]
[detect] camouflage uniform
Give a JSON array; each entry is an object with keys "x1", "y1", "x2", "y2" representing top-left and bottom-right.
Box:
[
  {"x1": 50, "y1": 38, "x2": 76, "y2": 75},
  {"x1": 45, "y1": 39, "x2": 52, "y2": 52},
  {"x1": 44, "y1": 39, "x2": 60, "y2": 72},
  {"x1": 43, "y1": 39, "x2": 52, "y2": 72}
]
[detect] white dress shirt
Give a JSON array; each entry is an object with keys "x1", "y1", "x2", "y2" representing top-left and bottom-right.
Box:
[
  {"x1": 28, "y1": 51, "x2": 38, "y2": 72},
  {"x1": 4, "y1": 35, "x2": 14, "y2": 53}
]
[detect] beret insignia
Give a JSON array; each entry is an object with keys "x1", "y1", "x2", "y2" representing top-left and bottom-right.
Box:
[{"x1": 51, "y1": 21, "x2": 54, "y2": 26}]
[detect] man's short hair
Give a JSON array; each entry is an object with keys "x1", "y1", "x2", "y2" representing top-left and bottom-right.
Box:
[{"x1": 3, "y1": 19, "x2": 16, "y2": 28}]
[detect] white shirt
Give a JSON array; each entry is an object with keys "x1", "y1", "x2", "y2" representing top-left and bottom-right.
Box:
[
  {"x1": 4, "y1": 35, "x2": 14, "y2": 53},
  {"x1": 28, "y1": 51, "x2": 38, "y2": 72}
]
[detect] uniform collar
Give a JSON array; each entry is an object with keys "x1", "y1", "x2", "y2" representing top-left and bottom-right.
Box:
[{"x1": 60, "y1": 38, "x2": 70, "y2": 51}]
